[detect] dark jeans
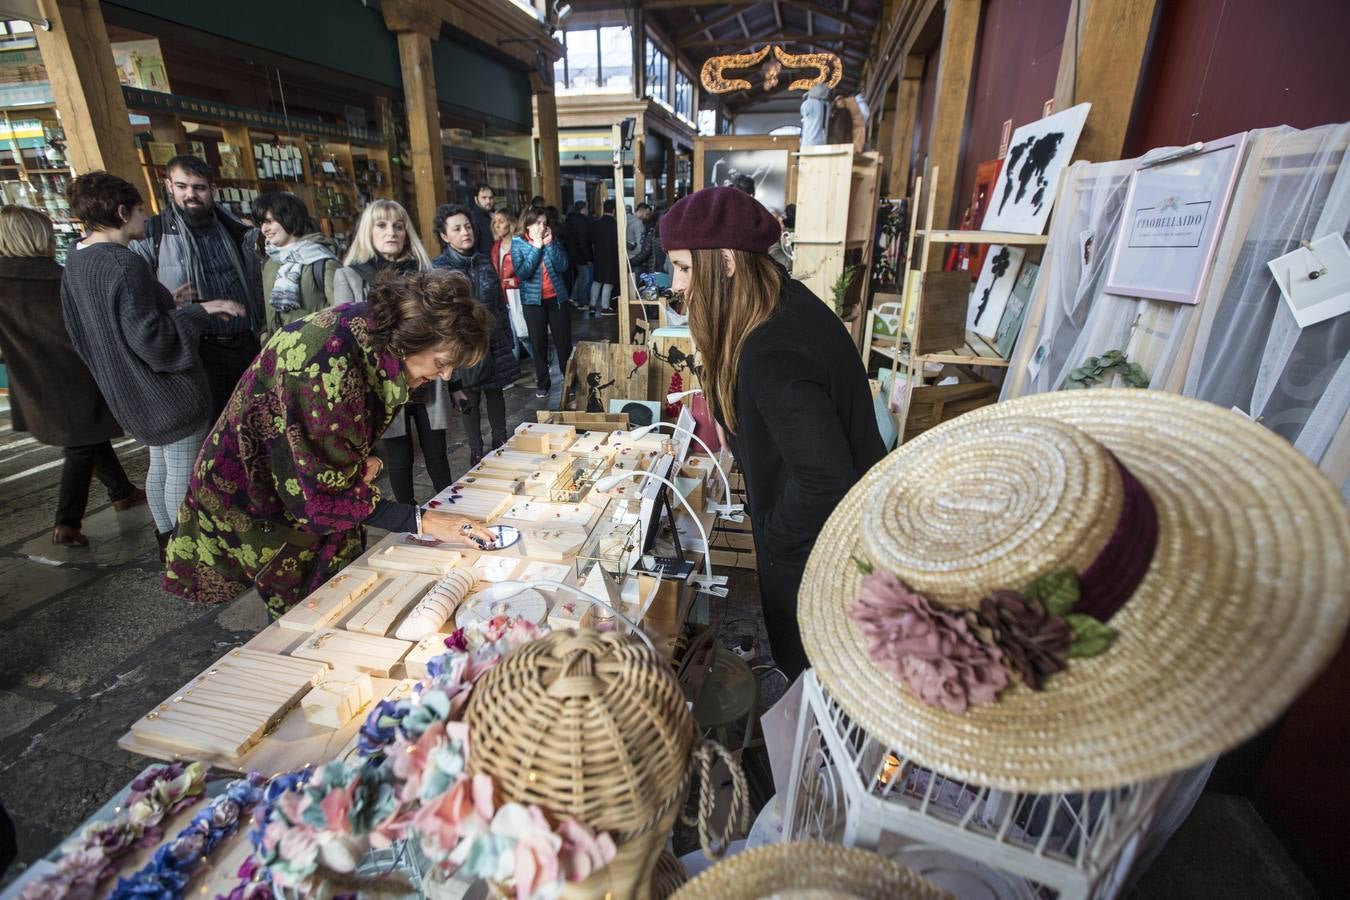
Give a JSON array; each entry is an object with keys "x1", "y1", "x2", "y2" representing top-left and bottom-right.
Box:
[
  {"x1": 752, "y1": 531, "x2": 811, "y2": 678},
  {"x1": 57, "y1": 441, "x2": 137, "y2": 529},
  {"x1": 522, "y1": 302, "x2": 572, "y2": 390},
  {"x1": 462, "y1": 387, "x2": 508, "y2": 455},
  {"x1": 199, "y1": 334, "x2": 262, "y2": 423},
  {"x1": 379, "y1": 402, "x2": 452, "y2": 504}
]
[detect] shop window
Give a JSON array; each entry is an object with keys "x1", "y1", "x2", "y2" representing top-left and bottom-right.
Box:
[
  {"x1": 599, "y1": 26, "x2": 632, "y2": 91},
  {"x1": 674, "y1": 69, "x2": 693, "y2": 123},
  {"x1": 645, "y1": 38, "x2": 669, "y2": 107},
  {"x1": 565, "y1": 29, "x2": 600, "y2": 91}
]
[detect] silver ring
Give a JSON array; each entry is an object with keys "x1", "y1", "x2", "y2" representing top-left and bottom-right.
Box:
[{"x1": 460, "y1": 523, "x2": 475, "y2": 533}]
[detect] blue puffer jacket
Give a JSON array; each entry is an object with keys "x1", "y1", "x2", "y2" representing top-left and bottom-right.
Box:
[{"x1": 511, "y1": 236, "x2": 570, "y2": 307}]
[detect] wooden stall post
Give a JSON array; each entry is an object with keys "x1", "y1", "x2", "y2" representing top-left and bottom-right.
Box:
[
  {"x1": 1053, "y1": 0, "x2": 1160, "y2": 163},
  {"x1": 383, "y1": 1, "x2": 447, "y2": 244},
  {"x1": 33, "y1": 0, "x2": 142, "y2": 186},
  {"x1": 925, "y1": 0, "x2": 980, "y2": 243},
  {"x1": 531, "y1": 71, "x2": 562, "y2": 208},
  {"x1": 614, "y1": 123, "x2": 636, "y2": 343},
  {"x1": 886, "y1": 56, "x2": 924, "y2": 197}
]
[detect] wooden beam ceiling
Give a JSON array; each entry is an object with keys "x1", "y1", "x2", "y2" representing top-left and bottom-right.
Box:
[{"x1": 682, "y1": 31, "x2": 870, "y2": 48}]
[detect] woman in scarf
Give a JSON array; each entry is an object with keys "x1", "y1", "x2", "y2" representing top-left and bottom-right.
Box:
[
  {"x1": 333, "y1": 199, "x2": 459, "y2": 505},
  {"x1": 254, "y1": 191, "x2": 338, "y2": 339},
  {"x1": 164, "y1": 269, "x2": 497, "y2": 619}
]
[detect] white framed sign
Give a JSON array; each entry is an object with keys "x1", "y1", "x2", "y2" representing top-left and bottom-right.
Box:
[{"x1": 1104, "y1": 132, "x2": 1248, "y2": 304}]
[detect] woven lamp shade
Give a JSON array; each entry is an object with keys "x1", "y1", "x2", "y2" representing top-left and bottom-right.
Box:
[
  {"x1": 670, "y1": 843, "x2": 951, "y2": 900},
  {"x1": 466, "y1": 630, "x2": 697, "y2": 899}
]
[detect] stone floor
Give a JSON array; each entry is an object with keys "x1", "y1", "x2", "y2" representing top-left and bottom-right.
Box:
[{"x1": 0, "y1": 310, "x2": 1327, "y2": 896}]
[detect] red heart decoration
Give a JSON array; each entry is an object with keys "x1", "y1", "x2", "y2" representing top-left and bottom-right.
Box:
[{"x1": 632, "y1": 350, "x2": 649, "y2": 368}]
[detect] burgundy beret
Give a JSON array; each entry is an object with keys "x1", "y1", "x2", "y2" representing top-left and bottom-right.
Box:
[{"x1": 659, "y1": 186, "x2": 782, "y2": 254}]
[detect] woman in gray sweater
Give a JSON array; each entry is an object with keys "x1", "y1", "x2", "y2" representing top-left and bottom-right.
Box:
[{"x1": 61, "y1": 172, "x2": 243, "y2": 556}]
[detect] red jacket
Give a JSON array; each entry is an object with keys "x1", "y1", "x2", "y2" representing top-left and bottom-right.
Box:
[{"x1": 491, "y1": 239, "x2": 520, "y2": 291}]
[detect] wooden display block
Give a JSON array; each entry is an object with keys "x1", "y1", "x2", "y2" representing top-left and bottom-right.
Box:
[
  {"x1": 509, "y1": 431, "x2": 551, "y2": 454},
  {"x1": 404, "y1": 635, "x2": 452, "y2": 679},
  {"x1": 394, "y1": 568, "x2": 477, "y2": 641},
  {"x1": 277, "y1": 566, "x2": 379, "y2": 632},
  {"x1": 426, "y1": 487, "x2": 512, "y2": 522},
  {"x1": 517, "y1": 525, "x2": 588, "y2": 562},
  {"x1": 368, "y1": 544, "x2": 462, "y2": 576},
  {"x1": 301, "y1": 668, "x2": 374, "y2": 728},
  {"x1": 515, "y1": 421, "x2": 577, "y2": 451},
  {"x1": 455, "y1": 470, "x2": 527, "y2": 493},
  {"x1": 535, "y1": 410, "x2": 630, "y2": 434},
  {"x1": 499, "y1": 500, "x2": 596, "y2": 527},
  {"x1": 290, "y1": 629, "x2": 412, "y2": 678},
  {"x1": 912, "y1": 271, "x2": 972, "y2": 356},
  {"x1": 547, "y1": 596, "x2": 594, "y2": 631},
  {"x1": 130, "y1": 648, "x2": 327, "y2": 760},
  {"x1": 345, "y1": 572, "x2": 435, "y2": 636},
  {"x1": 478, "y1": 449, "x2": 568, "y2": 474}
]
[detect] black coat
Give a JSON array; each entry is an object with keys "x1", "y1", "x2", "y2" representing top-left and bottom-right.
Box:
[
  {"x1": 0, "y1": 256, "x2": 123, "y2": 447},
  {"x1": 630, "y1": 225, "x2": 666, "y2": 276},
  {"x1": 718, "y1": 276, "x2": 886, "y2": 674},
  {"x1": 431, "y1": 247, "x2": 521, "y2": 390},
  {"x1": 469, "y1": 204, "x2": 494, "y2": 258},
  {"x1": 563, "y1": 211, "x2": 593, "y2": 266},
  {"x1": 589, "y1": 214, "x2": 620, "y2": 286}
]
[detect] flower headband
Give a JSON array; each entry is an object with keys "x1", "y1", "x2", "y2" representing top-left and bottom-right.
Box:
[{"x1": 849, "y1": 455, "x2": 1159, "y2": 714}]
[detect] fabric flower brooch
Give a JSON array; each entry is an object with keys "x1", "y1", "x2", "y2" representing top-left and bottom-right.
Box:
[{"x1": 849, "y1": 561, "x2": 1118, "y2": 714}]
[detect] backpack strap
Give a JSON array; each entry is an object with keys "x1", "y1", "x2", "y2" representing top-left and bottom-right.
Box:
[
  {"x1": 310, "y1": 257, "x2": 331, "y2": 296},
  {"x1": 145, "y1": 215, "x2": 163, "y2": 259}
]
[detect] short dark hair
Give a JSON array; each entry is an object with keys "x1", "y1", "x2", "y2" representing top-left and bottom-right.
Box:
[
  {"x1": 603, "y1": 199, "x2": 616, "y2": 214},
  {"x1": 165, "y1": 154, "x2": 212, "y2": 182},
  {"x1": 636, "y1": 202, "x2": 652, "y2": 212},
  {"x1": 433, "y1": 203, "x2": 474, "y2": 248},
  {"x1": 67, "y1": 172, "x2": 143, "y2": 230},
  {"x1": 474, "y1": 182, "x2": 493, "y2": 195},
  {"x1": 783, "y1": 203, "x2": 796, "y2": 230},
  {"x1": 733, "y1": 174, "x2": 755, "y2": 197},
  {"x1": 572, "y1": 200, "x2": 587, "y2": 213},
  {"x1": 367, "y1": 269, "x2": 493, "y2": 366},
  {"x1": 530, "y1": 195, "x2": 546, "y2": 207},
  {"x1": 252, "y1": 192, "x2": 314, "y2": 240}
]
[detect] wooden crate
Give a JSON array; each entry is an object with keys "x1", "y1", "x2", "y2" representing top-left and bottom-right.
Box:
[
  {"x1": 902, "y1": 379, "x2": 999, "y2": 442},
  {"x1": 535, "y1": 410, "x2": 630, "y2": 434}
]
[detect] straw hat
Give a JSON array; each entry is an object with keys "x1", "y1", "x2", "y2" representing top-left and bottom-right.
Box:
[
  {"x1": 799, "y1": 389, "x2": 1350, "y2": 793},
  {"x1": 670, "y1": 843, "x2": 951, "y2": 899}
]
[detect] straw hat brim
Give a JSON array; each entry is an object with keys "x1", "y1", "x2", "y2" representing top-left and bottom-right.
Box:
[
  {"x1": 799, "y1": 389, "x2": 1350, "y2": 792},
  {"x1": 669, "y1": 843, "x2": 951, "y2": 899}
]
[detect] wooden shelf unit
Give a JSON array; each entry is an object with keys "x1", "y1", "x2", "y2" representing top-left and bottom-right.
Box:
[{"x1": 885, "y1": 166, "x2": 1049, "y2": 443}]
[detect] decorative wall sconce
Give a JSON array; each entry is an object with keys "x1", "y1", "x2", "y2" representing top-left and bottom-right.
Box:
[{"x1": 701, "y1": 45, "x2": 843, "y2": 94}]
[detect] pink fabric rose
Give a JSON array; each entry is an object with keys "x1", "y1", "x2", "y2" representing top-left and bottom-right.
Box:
[
  {"x1": 556, "y1": 818, "x2": 618, "y2": 883},
  {"x1": 850, "y1": 571, "x2": 1009, "y2": 713}
]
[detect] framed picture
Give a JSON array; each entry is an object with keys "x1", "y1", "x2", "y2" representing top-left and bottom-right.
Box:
[
  {"x1": 982, "y1": 103, "x2": 1091, "y2": 235},
  {"x1": 1104, "y1": 132, "x2": 1248, "y2": 304},
  {"x1": 967, "y1": 244, "x2": 1026, "y2": 339},
  {"x1": 995, "y1": 261, "x2": 1040, "y2": 359},
  {"x1": 608, "y1": 399, "x2": 660, "y2": 428},
  {"x1": 694, "y1": 135, "x2": 799, "y2": 216}
]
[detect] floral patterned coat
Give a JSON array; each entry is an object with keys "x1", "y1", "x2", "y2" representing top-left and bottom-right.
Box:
[{"x1": 164, "y1": 303, "x2": 408, "y2": 618}]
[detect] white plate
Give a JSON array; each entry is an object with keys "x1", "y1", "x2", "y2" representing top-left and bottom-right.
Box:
[{"x1": 455, "y1": 583, "x2": 548, "y2": 628}]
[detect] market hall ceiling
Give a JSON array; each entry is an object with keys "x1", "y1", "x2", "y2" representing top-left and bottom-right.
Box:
[{"x1": 571, "y1": 0, "x2": 882, "y2": 111}]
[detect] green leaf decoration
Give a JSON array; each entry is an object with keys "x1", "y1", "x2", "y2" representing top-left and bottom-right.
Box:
[
  {"x1": 1066, "y1": 614, "x2": 1117, "y2": 658},
  {"x1": 1024, "y1": 569, "x2": 1080, "y2": 616},
  {"x1": 852, "y1": 555, "x2": 874, "y2": 575}
]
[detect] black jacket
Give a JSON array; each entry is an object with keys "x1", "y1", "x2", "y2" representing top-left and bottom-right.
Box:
[
  {"x1": 719, "y1": 276, "x2": 885, "y2": 563},
  {"x1": 469, "y1": 204, "x2": 494, "y2": 258},
  {"x1": 629, "y1": 225, "x2": 666, "y2": 276},
  {"x1": 431, "y1": 247, "x2": 521, "y2": 390},
  {"x1": 563, "y1": 211, "x2": 592, "y2": 265},
  {"x1": 589, "y1": 214, "x2": 620, "y2": 286}
]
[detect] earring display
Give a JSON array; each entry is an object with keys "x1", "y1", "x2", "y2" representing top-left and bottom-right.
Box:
[
  {"x1": 290, "y1": 628, "x2": 413, "y2": 678},
  {"x1": 300, "y1": 668, "x2": 374, "y2": 729},
  {"x1": 277, "y1": 566, "x2": 380, "y2": 632},
  {"x1": 394, "y1": 568, "x2": 477, "y2": 641},
  {"x1": 344, "y1": 572, "x2": 435, "y2": 636}
]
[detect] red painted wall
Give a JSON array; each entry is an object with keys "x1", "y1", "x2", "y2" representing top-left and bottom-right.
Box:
[
  {"x1": 956, "y1": 0, "x2": 1070, "y2": 224},
  {"x1": 1126, "y1": 0, "x2": 1350, "y2": 155}
]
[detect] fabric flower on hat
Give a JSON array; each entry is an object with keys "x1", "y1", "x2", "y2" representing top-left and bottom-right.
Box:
[
  {"x1": 978, "y1": 590, "x2": 1074, "y2": 689},
  {"x1": 556, "y1": 818, "x2": 618, "y2": 883},
  {"x1": 850, "y1": 571, "x2": 1009, "y2": 713}
]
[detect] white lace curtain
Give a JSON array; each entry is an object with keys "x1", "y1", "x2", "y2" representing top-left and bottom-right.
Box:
[{"x1": 1003, "y1": 123, "x2": 1350, "y2": 495}]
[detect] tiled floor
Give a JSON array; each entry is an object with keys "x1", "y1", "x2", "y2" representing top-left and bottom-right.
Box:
[{"x1": 0, "y1": 310, "x2": 1324, "y2": 896}]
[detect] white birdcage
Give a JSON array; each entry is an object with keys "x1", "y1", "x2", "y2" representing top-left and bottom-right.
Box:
[{"x1": 781, "y1": 670, "x2": 1209, "y2": 900}]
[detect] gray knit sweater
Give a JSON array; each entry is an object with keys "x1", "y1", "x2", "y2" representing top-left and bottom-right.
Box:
[{"x1": 60, "y1": 242, "x2": 212, "y2": 445}]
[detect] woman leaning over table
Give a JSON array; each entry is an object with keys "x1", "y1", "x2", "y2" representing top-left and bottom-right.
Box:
[
  {"x1": 663, "y1": 187, "x2": 885, "y2": 676},
  {"x1": 164, "y1": 270, "x2": 497, "y2": 619},
  {"x1": 334, "y1": 198, "x2": 460, "y2": 505}
]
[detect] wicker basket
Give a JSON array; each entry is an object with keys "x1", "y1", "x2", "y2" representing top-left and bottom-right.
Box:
[
  {"x1": 669, "y1": 843, "x2": 951, "y2": 899},
  {"x1": 651, "y1": 848, "x2": 689, "y2": 899},
  {"x1": 466, "y1": 630, "x2": 698, "y2": 900}
]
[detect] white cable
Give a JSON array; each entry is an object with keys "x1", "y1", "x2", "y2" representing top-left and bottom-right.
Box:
[
  {"x1": 625, "y1": 421, "x2": 733, "y2": 508},
  {"x1": 492, "y1": 579, "x2": 655, "y2": 652},
  {"x1": 594, "y1": 469, "x2": 715, "y2": 584}
]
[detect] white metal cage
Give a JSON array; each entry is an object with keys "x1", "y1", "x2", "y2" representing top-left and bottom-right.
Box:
[{"x1": 782, "y1": 670, "x2": 1209, "y2": 899}]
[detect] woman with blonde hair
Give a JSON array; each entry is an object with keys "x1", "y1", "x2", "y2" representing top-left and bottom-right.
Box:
[
  {"x1": 0, "y1": 205, "x2": 145, "y2": 546},
  {"x1": 333, "y1": 199, "x2": 459, "y2": 504},
  {"x1": 661, "y1": 187, "x2": 884, "y2": 676}
]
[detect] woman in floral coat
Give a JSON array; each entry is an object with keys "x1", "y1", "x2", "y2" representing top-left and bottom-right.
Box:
[{"x1": 164, "y1": 270, "x2": 496, "y2": 619}]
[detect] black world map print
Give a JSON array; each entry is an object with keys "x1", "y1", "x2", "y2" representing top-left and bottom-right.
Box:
[
  {"x1": 998, "y1": 132, "x2": 1065, "y2": 216},
  {"x1": 974, "y1": 246, "x2": 1013, "y2": 327}
]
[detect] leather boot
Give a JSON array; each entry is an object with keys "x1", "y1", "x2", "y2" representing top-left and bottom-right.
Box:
[
  {"x1": 112, "y1": 487, "x2": 147, "y2": 511},
  {"x1": 52, "y1": 525, "x2": 89, "y2": 546},
  {"x1": 156, "y1": 530, "x2": 172, "y2": 565}
]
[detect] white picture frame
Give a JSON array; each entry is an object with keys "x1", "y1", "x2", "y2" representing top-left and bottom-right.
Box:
[
  {"x1": 967, "y1": 244, "x2": 1026, "y2": 339},
  {"x1": 981, "y1": 102, "x2": 1091, "y2": 235},
  {"x1": 1104, "y1": 132, "x2": 1248, "y2": 304},
  {"x1": 1266, "y1": 234, "x2": 1350, "y2": 329}
]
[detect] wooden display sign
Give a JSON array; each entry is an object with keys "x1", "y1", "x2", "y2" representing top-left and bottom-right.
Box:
[
  {"x1": 563, "y1": 342, "x2": 653, "y2": 413},
  {"x1": 290, "y1": 629, "x2": 413, "y2": 678},
  {"x1": 277, "y1": 566, "x2": 379, "y2": 632},
  {"x1": 912, "y1": 271, "x2": 972, "y2": 356},
  {"x1": 130, "y1": 648, "x2": 327, "y2": 760},
  {"x1": 648, "y1": 332, "x2": 702, "y2": 411}
]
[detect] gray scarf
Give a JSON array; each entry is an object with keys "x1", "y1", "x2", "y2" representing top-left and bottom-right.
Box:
[{"x1": 168, "y1": 201, "x2": 249, "y2": 301}]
